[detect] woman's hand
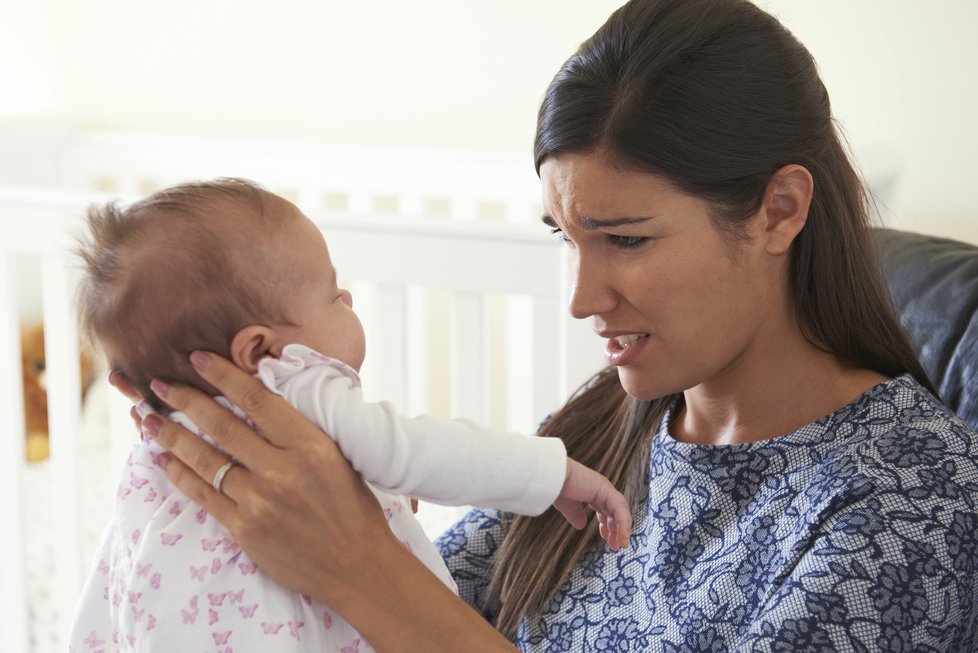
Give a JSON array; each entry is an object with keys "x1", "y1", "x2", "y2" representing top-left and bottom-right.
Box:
[
  {"x1": 141, "y1": 351, "x2": 391, "y2": 601},
  {"x1": 142, "y1": 351, "x2": 516, "y2": 652}
]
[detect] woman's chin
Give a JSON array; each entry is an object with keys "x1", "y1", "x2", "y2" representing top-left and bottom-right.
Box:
[{"x1": 616, "y1": 368, "x2": 678, "y2": 402}]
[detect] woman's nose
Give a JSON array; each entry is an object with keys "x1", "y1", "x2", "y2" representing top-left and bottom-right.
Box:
[
  {"x1": 568, "y1": 252, "x2": 616, "y2": 319},
  {"x1": 339, "y1": 288, "x2": 353, "y2": 308}
]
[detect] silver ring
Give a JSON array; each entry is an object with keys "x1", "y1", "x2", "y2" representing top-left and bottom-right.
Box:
[{"x1": 212, "y1": 461, "x2": 235, "y2": 494}]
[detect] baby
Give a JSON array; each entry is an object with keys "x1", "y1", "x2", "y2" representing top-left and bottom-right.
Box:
[{"x1": 69, "y1": 178, "x2": 631, "y2": 652}]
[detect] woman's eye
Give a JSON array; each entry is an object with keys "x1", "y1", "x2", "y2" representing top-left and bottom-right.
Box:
[
  {"x1": 608, "y1": 234, "x2": 648, "y2": 249},
  {"x1": 549, "y1": 227, "x2": 573, "y2": 246}
]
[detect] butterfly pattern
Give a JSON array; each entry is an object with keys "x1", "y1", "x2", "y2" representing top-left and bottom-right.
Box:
[
  {"x1": 70, "y1": 352, "x2": 458, "y2": 652},
  {"x1": 438, "y1": 376, "x2": 978, "y2": 652}
]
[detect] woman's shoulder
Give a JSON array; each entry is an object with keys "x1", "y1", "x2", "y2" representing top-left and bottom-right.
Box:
[
  {"x1": 799, "y1": 374, "x2": 978, "y2": 536},
  {"x1": 831, "y1": 374, "x2": 978, "y2": 470},
  {"x1": 771, "y1": 374, "x2": 978, "y2": 536}
]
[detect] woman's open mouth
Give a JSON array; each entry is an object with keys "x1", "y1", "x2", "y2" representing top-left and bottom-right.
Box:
[{"x1": 605, "y1": 333, "x2": 649, "y2": 365}]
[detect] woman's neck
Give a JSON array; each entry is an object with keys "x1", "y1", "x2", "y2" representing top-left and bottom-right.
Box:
[{"x1": 669, "y1": 330, "x2": 887, "y2": 446}]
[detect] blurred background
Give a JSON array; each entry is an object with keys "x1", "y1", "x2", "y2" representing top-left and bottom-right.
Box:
[{"x1": 1, "y1": 0, "x2": 976, "y2": 243}]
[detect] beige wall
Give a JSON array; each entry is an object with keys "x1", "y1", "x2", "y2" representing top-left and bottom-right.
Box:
[{"x1": 2, "y1": 0, "x2": 976, "y2": 242}]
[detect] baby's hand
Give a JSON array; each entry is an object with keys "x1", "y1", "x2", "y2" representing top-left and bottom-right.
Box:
[{"x1": 553, "y1": 459, "x2": 632, "y2": 551}]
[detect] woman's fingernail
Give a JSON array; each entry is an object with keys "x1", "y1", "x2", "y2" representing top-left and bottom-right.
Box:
[
  {"x1": 158, "y1": 453, "x2": 171, "y2": 469},
  {"x1": 143, "y1": 414, "x2": 162, "y2": 436},
  {"x1": 150, "y1": 379, "x2": 171, "y2": 399},
  {"x1": 190, "y1": 351, "x2": 211, "y2": 371},
  {"x1": 135, "y1": 400, "x2": 155, "y2": 420}
]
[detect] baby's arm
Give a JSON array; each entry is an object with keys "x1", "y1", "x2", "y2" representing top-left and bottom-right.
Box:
[
  {"x1": 270, "y1": 358, "x2": 564, "y2": 513},
  {"x1": 262, "y1": 350, "x2": 630, "y2": 546},
  {"x1": 555, "y1": 459, "x2": 632, "y2": 551}
]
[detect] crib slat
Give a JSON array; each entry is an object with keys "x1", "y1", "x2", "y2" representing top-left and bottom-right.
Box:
[
  {"x1": 504, "y1": 295, "x2": 533, "y2": 432},
  {"x1": 451, "y1": 291, "x2": 487, "y2": 422},
  {"x1": 532, "y1": 296, "x2": 563, "y2": 426},
  {"x1": 404, "y1": 286, "x2": 429, "y2": 417},
  {"x1": 366, "y1": 283, "x2": 408, "y2": 412},
  {"x1": 0, "y1": 256, "x2": 30, "y2": 653},
  {"x1": 506, "y1": 297, "x2": 566, "y2": 433},
  {"x1": 42, "y1": 252, "x2": 85, "y2": 648}
]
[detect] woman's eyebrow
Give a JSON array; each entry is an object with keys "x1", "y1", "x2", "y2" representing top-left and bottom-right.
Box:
[
  {"x1": 580, "y1": 216, "x2": 653, "y2": 230},
  {"x1": 541, "y1": 215, "x2": 653, "y2": 230}
]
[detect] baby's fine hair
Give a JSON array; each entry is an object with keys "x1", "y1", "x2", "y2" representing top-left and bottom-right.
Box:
[{"x1": 76, "y1": 178, "x2": 298, "y2": 411}]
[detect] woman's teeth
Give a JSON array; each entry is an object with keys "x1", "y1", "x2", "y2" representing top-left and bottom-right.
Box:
[{"x1": 614, "y1": 334, "x2": 647, "y2": 348}]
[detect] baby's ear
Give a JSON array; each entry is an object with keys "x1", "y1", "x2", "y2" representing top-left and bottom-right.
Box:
[{"x1": 230, "y1": 325, "x2": 276, "y2": 374}]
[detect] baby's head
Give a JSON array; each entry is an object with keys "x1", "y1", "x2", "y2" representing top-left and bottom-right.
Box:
[{"x1": 76, "y1": 178, "x2": 365, "y2": 412}]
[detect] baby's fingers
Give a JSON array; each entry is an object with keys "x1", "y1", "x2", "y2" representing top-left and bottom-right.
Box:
[
  {"x1": 610, "y1": 500, "x2": 632, "y2": 551},
  {"x1": 597, "y1": 513, "x2": 611, "y2": 546},
  {"x1": 592, "y1": 496, "x2": 631, "y2": 551}
]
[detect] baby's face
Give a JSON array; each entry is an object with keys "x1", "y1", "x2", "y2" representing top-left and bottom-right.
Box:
[{"x1": 274, "y1": 216, "x2": 366, "y2": 371}]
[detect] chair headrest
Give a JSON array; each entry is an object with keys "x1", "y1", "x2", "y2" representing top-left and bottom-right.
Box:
[{"x1": 874, "y1": 228, "x2": 978, "y2": 430}]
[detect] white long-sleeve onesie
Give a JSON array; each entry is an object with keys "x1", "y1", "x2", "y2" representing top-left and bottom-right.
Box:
[
  {"x1": 69, "y1": 343, "x2": 566, "y2": 652},
  {"x1": 258, "y1": 344, "x2": 567, "y2": 514}
]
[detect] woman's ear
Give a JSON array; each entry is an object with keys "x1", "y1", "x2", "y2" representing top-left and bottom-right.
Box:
[
  {"x1": 230, "y1": 325, "x2": 277, "y2": 375},
  {"x1": 760, "y1": 164, "x2": 814, "y2": 255}
]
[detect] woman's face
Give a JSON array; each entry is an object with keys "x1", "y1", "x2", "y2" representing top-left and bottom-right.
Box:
[{"x1": 539, "y1": 150, "x2": 786, "y2": 400}]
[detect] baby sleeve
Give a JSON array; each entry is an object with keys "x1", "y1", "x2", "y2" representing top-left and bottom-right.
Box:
[{"x1": 258, "y1": 344, "x2": 567, "y2": 516}]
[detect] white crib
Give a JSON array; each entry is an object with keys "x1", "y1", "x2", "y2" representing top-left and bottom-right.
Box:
[{"x1": 0, "y1": 129, "x2": 603, "y2": 653}]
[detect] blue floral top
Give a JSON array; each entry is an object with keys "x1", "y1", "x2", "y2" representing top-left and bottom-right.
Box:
[{"x1": 436, "y1": 375, "x2": 978, "y2": 652}]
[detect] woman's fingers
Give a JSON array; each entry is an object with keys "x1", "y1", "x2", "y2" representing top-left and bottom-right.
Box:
[
  {"x1": 147, "y1": 376, "x2": 274, "y2": 472},
  {"x1": 186, "y1": 351, "x2": 311, "y2": 449},
  {"x1": 142, "y1": 412, "x2": 238, "y2": 521},
  {"x1": 108, "y1": 370, "x2": 143, "y2": 403}
]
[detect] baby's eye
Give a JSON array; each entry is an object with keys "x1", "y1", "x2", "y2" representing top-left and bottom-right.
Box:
[{"x1": 608, "y1": 234, "x2": 649, "y2": 249}]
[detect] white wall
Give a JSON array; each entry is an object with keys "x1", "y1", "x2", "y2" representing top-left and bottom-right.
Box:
[
  {"x1": 758, "y1": 1, "x2": 978, "y2": 243},
  {"x1": 1, "y1": 0, "x2": 976, "y2": 242}
]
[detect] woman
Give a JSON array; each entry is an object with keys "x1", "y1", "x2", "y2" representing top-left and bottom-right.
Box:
[{"x1": 136, "y1": 0, "x2": 978, "y2": 650}]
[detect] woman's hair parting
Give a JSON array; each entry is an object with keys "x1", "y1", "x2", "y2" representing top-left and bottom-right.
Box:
[
  {"x1": 490, "y1": 0, "x2": 933, "y2": 635},
  {"x1": 75, "y1": 178, "x2": 297, "y2": 411}
]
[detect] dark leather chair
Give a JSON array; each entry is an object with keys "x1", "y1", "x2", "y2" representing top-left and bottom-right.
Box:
[{"x1": 875, "y1": 229, "x2": 978, "y2": 430}]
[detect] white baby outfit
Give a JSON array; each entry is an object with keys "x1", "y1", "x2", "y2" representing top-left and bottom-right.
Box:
[{"x1": 70, "y1": 344, "x2": 567, "y2": 652}]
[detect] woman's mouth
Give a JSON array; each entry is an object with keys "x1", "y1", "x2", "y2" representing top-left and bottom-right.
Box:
[
  {"x1": 605, "y1": 333, "x2": 649, "y2": 365},
  {"x1": 609, "y1": 334, "x2": 647, "y2": 350}
]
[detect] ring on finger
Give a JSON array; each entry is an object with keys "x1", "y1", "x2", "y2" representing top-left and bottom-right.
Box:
[{"x1": 212, "y1": 460, "x2": 236, "y2": 494}]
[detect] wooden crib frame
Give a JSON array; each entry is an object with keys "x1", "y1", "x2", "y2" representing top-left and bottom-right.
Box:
[{"x1": 0, "y1": 129, "x2": 603, "y2": 653}]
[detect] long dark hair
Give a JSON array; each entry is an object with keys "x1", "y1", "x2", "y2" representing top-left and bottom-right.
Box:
[{"x1": 489, "y1": 0, "x2": 934, "y2": 636}]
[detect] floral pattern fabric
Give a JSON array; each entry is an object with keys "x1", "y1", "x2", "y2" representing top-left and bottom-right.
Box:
[{"x1": 437, "y1": 375, "x2": 978, "y2": 652}]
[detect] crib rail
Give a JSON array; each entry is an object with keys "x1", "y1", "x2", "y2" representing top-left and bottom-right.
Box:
[
  {"x1": 0, "y1": 181, "x2": 601, "y2": 652},
  {"x1": 58, "y1": 131, "x2": 544, "y2": 225}
]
